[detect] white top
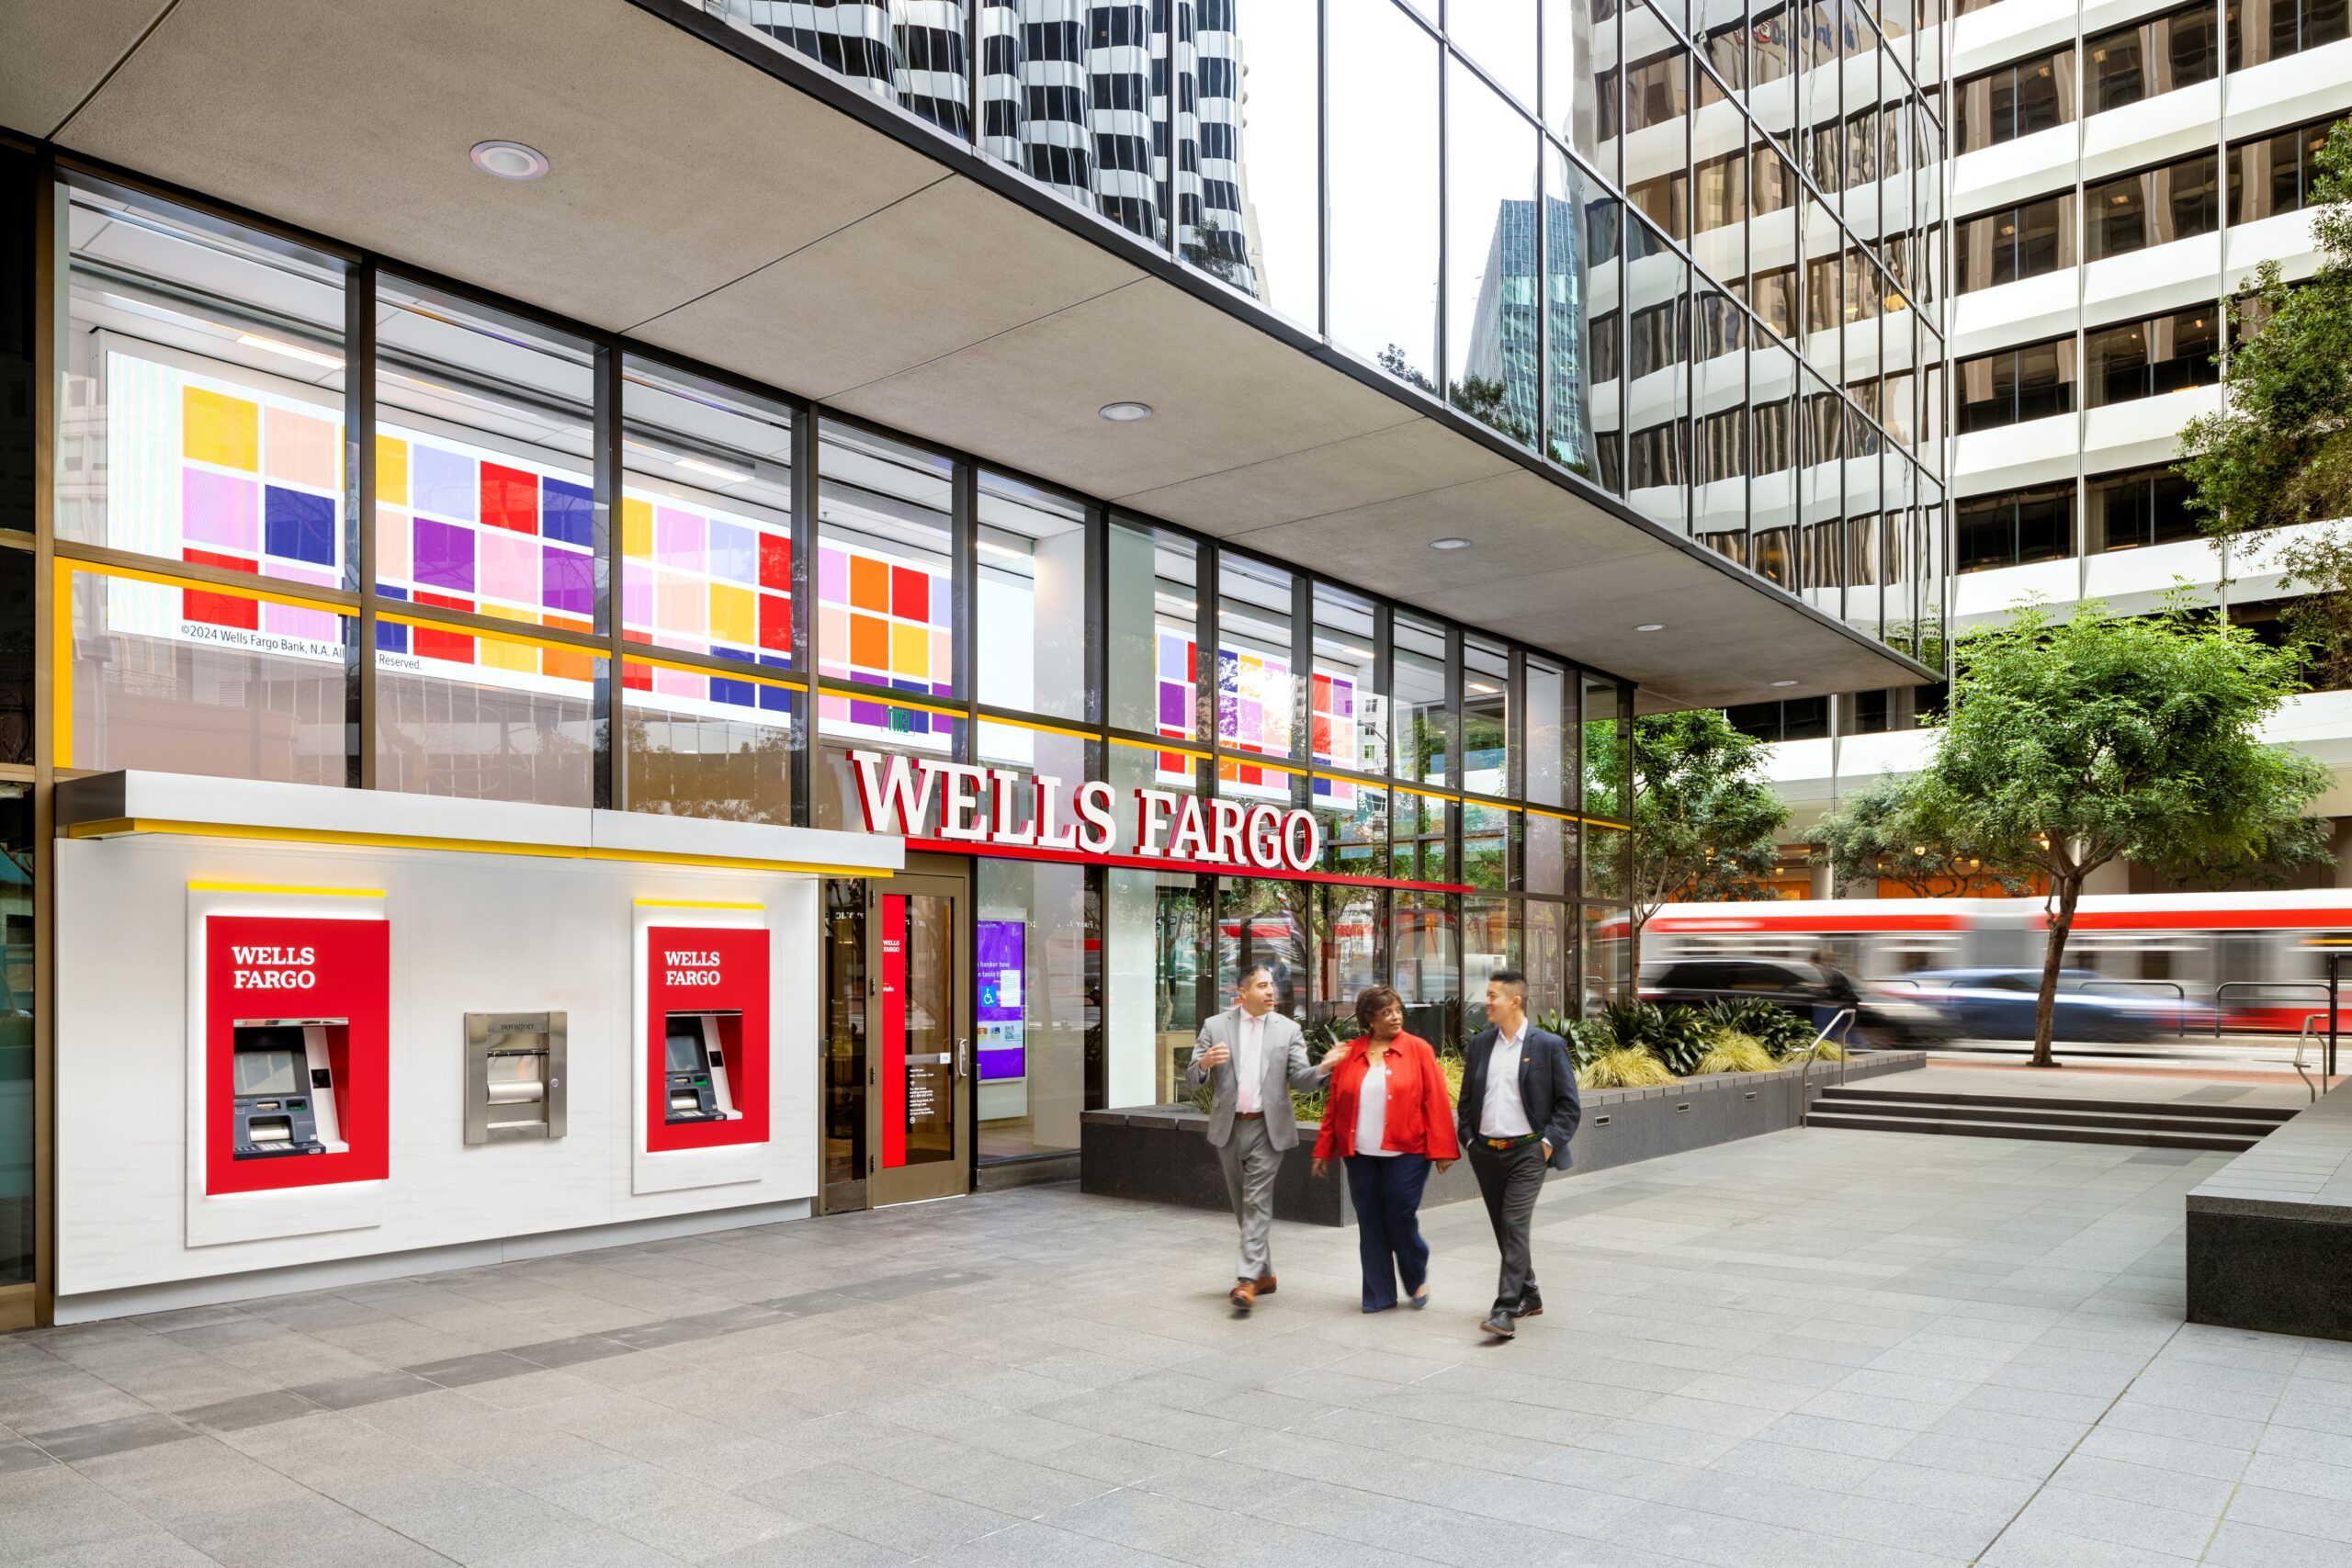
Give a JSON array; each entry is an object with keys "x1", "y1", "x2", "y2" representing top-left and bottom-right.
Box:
[
  {"x1": 1480, "y1": 1021, "x2": 1533, "y2": 1137},
  {"x1": 1354, "y1": 1060, "x2": 1396, "y2": 1156},
  {"x1": 1233, "y1": 1010, "x2": 1265, "y2": 1114}
]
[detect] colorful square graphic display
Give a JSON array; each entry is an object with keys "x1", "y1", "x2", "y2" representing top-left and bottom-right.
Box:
[
  {"x1": 814, "y1": 542, "x2": 953, "y2": 747},
  {"x1": 1151, "y1": 625, "x2": 1355, "y2": 805}
]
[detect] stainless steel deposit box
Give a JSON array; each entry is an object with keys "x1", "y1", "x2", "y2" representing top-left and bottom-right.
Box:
[{"x1": 463, "y1": 1011, "x2": 567, "y2": 1144}]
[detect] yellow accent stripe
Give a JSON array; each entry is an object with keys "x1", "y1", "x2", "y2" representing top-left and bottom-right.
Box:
[
  {"x1": 823, "y1": 686, "x2": 967, "y2": 722},
  {"x1": 62, "y1": 556, "x2": 355, "y2": 617},
  {"x1": 634, "y1": 898, "x2": 764, "y2": 909},
  {"x1": 626, "y1": 649, "x2": 808, "y2": 693},
  {"x1": 1107, "y1": 733, "x2": 1210, "y2": 761},
  {"x1": 53, "y1": 559, "x2": 73, "y2": 772},
  {"x1": 378, "y1": 609, "x2": 594, "y2": 657},
  {"x1": 188, "y1": 881, "x2": 385, "y2": 897},
  {"x1": 67, "y1": 818, "x2": 892, "y2": 879},
  {"x1": 976, "y1": 713, "x2": 1095, "y2": 742}
]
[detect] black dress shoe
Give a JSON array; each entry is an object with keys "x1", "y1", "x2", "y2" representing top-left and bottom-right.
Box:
[
  {"x1": 1480, "y1": 1310, "x2": 1517, "y2": 1339},
  {"x1": 1511, "y1": 1296, "x2": 1544, "y2": 1319}
]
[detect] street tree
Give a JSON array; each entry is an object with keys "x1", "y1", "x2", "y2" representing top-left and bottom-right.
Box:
[
  {"x1": 1908, "y1": 595, "x2": 2332, "y2": 1067},
  {"x1": 2178, "y1": 117, "x2": 2352, "y2": 543},
  {"x1": 1808, "y1": 772, "x2": 2031, "y2": 897},
  {"x1": 1591, "y1": 709, "x2": 1792, "y2": 975}
]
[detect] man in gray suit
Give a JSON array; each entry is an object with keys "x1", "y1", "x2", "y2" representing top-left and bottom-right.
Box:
[{"x1": 1186, "y1": 964, "x2": 1332, "y2": 1311}]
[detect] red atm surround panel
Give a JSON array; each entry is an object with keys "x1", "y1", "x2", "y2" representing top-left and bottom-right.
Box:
[
  {"x1": 644, "y1": 925, "x2": 771, "y2": 1153},
  {"x1": 204, "y1": 915, "x2": 390, "y2": 1196}
]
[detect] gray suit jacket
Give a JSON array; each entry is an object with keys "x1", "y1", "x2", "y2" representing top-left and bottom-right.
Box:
[{"x1": 1185, "y1": 1007, "x2": 1319, "y2": 1150}]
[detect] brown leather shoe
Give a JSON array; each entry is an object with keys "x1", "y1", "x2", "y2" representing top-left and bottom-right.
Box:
[
  {"x1": 1229, "y1": 1278, "x2": 1256, "y2": 1312},
  {"x1": 1254, "y1": 1274, "x2": 1277, "y2": 1296}
]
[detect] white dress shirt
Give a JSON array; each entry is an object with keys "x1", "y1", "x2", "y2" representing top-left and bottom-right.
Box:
[
  {"x1": 1354, "y1": 1060, "x2": 1396, "y2": 1156},
  {"x1": 1479, "y1": 1021, "x2": 1533, "y2": 1138},
  {"x1": 1233, "y1": 1010, "x2": 1265, "y2": 1114}
]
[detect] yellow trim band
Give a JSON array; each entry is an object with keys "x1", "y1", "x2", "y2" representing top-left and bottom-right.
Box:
[
  {"x1": 634, "y1": 898, "x2": 765, "y2": 909},
  {"x1": 188, "y1": 882, "x2": 385, "y2": 897},
  {"x1": 70, "y1": 818, "x2": 892, "y2": 880}
]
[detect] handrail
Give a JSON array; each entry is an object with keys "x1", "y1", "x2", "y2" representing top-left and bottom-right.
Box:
[
  {"x1": 1801, "y1": 1007, "x2": 1860, "y2": 1101},
  {"x1": 2213, "y1": 979, "x2": 2338, "y2": 1039},
  {"x1": 2296, "y1": 1012, "x2": 2325, "y2": 1102},
  {"x1": 2079, "y1": 978, "x2": 2189, "y2": 1037}
]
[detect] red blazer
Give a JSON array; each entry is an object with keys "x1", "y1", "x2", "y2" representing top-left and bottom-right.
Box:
[{"x1": 1314, "y1": 1032, "x2": 1462, "y2": 1161}]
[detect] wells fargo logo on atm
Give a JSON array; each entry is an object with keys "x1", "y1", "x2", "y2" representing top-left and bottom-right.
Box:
[
  {"x1": 643, "y1": 925, "x2": 771, "y2": 1154},
  {"x1": 204, "y1": 915, "x2": 390, "y2": 1196}
]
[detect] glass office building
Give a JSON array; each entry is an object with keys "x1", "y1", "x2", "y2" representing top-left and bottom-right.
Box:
[{"x1": 0, "y1": 0, "x2": 1946, "y2": 1320}]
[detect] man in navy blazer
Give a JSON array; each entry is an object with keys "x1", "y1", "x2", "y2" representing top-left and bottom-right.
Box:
[{"x1": 1455, "y1": 968, "x2": 1581, "y2": 1340}]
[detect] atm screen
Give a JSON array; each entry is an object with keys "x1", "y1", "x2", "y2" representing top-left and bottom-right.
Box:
[
  {"x1": 664, "y1": 1022, "x2": 705, "y2": 1076},
  {"x1": 233, "y1": 1049, "x2": 304, "y2": 1098}
]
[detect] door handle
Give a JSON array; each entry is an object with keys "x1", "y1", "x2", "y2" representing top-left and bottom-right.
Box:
[{"x1": 956, "y1": 1037, "x2": 969, "y2": 1078}]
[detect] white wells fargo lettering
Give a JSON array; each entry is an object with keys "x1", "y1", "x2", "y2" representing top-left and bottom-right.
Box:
[
  {"x1": 664, "y1": 949, "x2": 724, "y2": 987},
  {"x1": 850, "y1": 750, "x2": 1321, "y2": 873},
  {"x1": 229, "y1": 943, "x2": 318, "y2": 990}
]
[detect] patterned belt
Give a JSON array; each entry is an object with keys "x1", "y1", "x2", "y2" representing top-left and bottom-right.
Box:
[{"x1": 1479, "y1": 1134, "x2": 1541, "y2": 1151}]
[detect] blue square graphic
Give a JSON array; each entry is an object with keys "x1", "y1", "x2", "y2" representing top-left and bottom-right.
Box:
[{"x1": 264, "y1": 486, "x2": 337, "y2": 567}]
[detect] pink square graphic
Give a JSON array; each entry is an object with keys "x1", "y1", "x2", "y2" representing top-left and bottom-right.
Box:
[
  {"x1": 622, "y1": 576, "x2": 653, "y2": 628},
  {"x1": 263, "y1": 406, "x2": 338, "y2": 491},
  {"x1": 656, "y1": 570, "x2": 705, "y2": 636},
  {"x1": 656, "y1": 508, "x2": 705, "y2": 570},
  {"x1": 654, "y1": 666, "x2": 705, "y2": 701},
  {"x1": 183, "y1": 468, "x2": 260, "y2": 551},
  {"x1": 262, "y1": 562, "x2": 339, "y2": 644},
  {"x1": 819, "y1": 605, "x2": 849, "y2": 668},
  {"x1": 375, "y1": 507, "x2": 412, "y2": 582},
  {"x1": 477, "y1": 529, "x2": 537, "y2": 605}
]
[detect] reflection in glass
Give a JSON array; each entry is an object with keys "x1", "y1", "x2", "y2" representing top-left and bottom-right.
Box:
[
  {"x1": 976, "y1": 856, "x2": 1095, "y2": 1160},
  {"x1": 1329, "y1": 0, "x2": 1441, "y2": 387},
  {"x1": 1202, "y1": 1, "x2": 1320, "y2": 325},
  {"x1": 977, "y1": 472, "x2": 1087, "y2": 720},
  {"x1": 1544, "y1": 0, "x2": 1602, "y2": 162},
  {"x1": 1393, "y1": 612, "x2": 1452, "y2": 789},
  {"x1": 1392, "y1": 896, "x2": 1460, "y2": 1047},
  {"x1": 1108, "y1": 518, "x2": 1199, "y2": 742},
  {"x1": 1464, "y1": 636, "x2": 1511, "y2": 797},
  {"x1": 1448, "y1": 62, "x2": 1542, "y2": 450},
  {"x1": 1583, "y1": 674, "x2": 1627, "y2": 821},
  {"x1": 1311, "y1": 583, "x2": 1383, "y2": 780},
  {"x1": 1217, "y1": 554, "x2": 1300, "y2": 799},
  {"x1": 737, "y1": 2, "x2": 974, "y2": 138},
  {"x1": 816, "y1": 422, "x2": 955, "y2": 750},
  {"x1": 1547, "y1": 148, "x2": 1621, "y2": 481},
  {"x1": 1453, "y1": 0, "x2": 1537, "y2": 107},
  {"x1": 1106, "y1": 866, "x2": 1207, "y2": 1104}
]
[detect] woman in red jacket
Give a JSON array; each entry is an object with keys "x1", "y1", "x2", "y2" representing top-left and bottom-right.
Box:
[{"x1": 1313, "y1": 985, "x2": 1461, "y2": 1312}]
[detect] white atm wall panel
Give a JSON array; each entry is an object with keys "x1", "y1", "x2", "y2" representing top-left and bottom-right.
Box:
[{"x1": 55, "y1": 835, "x2": 821, "y2": 1299}]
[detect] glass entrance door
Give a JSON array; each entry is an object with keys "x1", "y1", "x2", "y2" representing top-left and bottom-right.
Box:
[{"x1": 869, "y1": 868, "x2": 969, "y2": 1205}]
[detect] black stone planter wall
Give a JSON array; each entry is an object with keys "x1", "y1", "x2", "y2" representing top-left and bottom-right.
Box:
[{"x1": 1080, "y1": 1051, "x2": 1928, "y2": 1226}]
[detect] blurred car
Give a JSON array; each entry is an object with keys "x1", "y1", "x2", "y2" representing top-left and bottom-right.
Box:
[
  {"x1": 1895, "y1": 966, "x2": 2211, "y2": 1042},
  {"x1": 1639, "y1": 957, "x2": 1922, "y2": 1044}
]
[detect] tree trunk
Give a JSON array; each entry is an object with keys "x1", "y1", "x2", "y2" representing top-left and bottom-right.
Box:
[{"x1": 2031, "y1": 878, "x2": 2081, "y2": 1069}]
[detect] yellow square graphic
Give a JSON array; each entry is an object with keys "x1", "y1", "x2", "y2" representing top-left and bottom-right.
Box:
[
  {"x1": 479, "y1": 605, "x2": 540, "y2": 674},
  {"x1": 377, "y1": 434, "x2": 410, "y2": 508},
  {"x1": 708, "y1": 582, "x2": 755, "y2": 647},
  {"x1": 183, "y1": 387, "x2": 259, "y2": 471},
  {"x1": 623, "y1": 498, "x2": 653, "y2": 559},
  {"x1": 891, "y1": 620, "x2": 930, "y2": 680}
]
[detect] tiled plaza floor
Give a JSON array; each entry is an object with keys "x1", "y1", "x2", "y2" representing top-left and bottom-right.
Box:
[{"x1": 6, "y1": 1126, "x2": 2352, "y2": 1566}]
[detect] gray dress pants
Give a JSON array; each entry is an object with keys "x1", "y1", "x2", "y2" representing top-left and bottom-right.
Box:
[
  {"x1": 1468, "y1": 1139, "x2": 1546, "y2": 1311},
  {"x1": 1215, "y1": 1115, "x2": 1282, "y2": 1280}
]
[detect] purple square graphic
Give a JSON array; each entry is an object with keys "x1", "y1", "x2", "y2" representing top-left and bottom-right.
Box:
[
  {"x1": 413, "y1": 517, "x2": 475, "y2": 592},
  {"x1": 411, "y1": 445, "x2": 476, "y2": 522},
  {"x1": 182, "y1": 468, "x2": 259, "y2": 551},
  {"x1": 541, "y1": 546, "x2": 593, "y2": 616},
  {"x1": 1157, "y1": 682, "x2": 1189, "y2": 728}
]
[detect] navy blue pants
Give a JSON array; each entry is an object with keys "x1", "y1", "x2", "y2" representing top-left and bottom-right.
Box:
[{"x1": 1347, "y1": 1153, "x2": 1433, "y2": 1310}]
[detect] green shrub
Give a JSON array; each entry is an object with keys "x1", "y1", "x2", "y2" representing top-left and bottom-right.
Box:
[
  {"x1": 1782, "y1": 1036, "x2": 1846, "y2": 1064},
  {"x1": 1701, "y1": 997, "x2": 1817, "y2": 1057},
  {"x1": 1693, "y1": 1033, "x2": 1777, "y2": 1076},
  {"x1": 1577, "y1": 1046, "x2": 1676, "y2": 1089},
  {"x1": 1594, "y1": 999, "x2": 1711, "y2": 1076}
]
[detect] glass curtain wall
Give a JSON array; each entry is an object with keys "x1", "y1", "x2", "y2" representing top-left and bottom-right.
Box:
[
  {"x1": 42, "y1": 166, "x2": 1649, "y2": 1179},
  {"x1": 706, "y1": 0, "x2": 1947, "y2": 673}
]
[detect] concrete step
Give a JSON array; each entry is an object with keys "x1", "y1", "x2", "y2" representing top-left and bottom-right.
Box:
[
  {"x1": 1806, "y1": 1094, "x2": 2290, "y2": 1140},
  {"x1": 1814, "y1": 1087, "x2": 2295, "y2": 1124},
  {"x1": 1803, "y1": 1109, "x2": 2264, "y2": 1153}
]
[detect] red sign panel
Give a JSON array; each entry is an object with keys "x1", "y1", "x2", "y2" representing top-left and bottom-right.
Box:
[
  {"x1": 644, "y1": 925, "x2": 772, "y2": 1153},
  {"x1": 204, "y1": 915, "x2": 389, "y2": 1197},
  {"x1": 880, "y1": 894, "x2": 906, "y2": 1170}
]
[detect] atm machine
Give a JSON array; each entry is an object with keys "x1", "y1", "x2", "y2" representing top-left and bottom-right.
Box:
[
  {"x1": 230, "y1": 1020, "x2": 345, "y2": 1160},
  {"x1": 662, "y1": 1010, "x2": 741, "y2": 1124}
]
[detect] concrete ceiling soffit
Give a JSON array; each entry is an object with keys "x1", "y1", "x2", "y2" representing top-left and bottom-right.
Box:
[
  {"x1": 50, "y1": 0, "x2": 945, "y2": 331},
  {"x1": 0, "y1": 0, "x2": 164, "y2": 141}
]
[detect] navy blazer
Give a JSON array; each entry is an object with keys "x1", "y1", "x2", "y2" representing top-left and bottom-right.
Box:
[{"x1": 1456, "y1": 1023, "x2": 1582, "y2": 1171}]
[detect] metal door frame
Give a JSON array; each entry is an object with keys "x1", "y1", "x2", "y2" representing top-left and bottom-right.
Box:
[{"x1": 865, "y1": 854, "x2": 971, "y2": 1206}]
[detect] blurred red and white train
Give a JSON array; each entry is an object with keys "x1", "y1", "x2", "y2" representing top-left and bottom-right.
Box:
[{"x1": 1630, "y1": 892, "x2": 2352, "y2": 1032}]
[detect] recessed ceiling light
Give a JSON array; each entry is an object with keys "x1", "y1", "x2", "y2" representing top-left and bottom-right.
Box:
[
  {"x1": 1099, "y1": 400, "x2": 1153, "y2": 422},
  {"x1": 236, "y1": 333, "x2": 345, "y2": 370},
  {"x1": 1770, "y1": 680, "x2": 1799, "y2": 687},
  {"x1": 1634, "y1": 623, "x2": 1666, "y2": 632},
  {"x1": 470, "y1": 140, "x2": 550, "y2": 181},
  {"x1": 1430, "y1": 537, "x2": 1472, "y2": 551},
  {"x1": 677, "y1": 456, "x2": 752, "y2": 484}
]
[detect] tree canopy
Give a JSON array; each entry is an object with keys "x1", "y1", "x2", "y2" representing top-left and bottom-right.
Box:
[
  {"x1": 1591, "y1": 709, "x2": 1792, "y2": 967},
  {"x1": 1908, "y1": 595, "x2": 2331, "y2": 1064},
  {"x1": 1808, "y1": 772, "x2": 2031, "y2": 898},
  {"x1": 2178, "y1": 117, "x2": 2352, "y2": 537}
]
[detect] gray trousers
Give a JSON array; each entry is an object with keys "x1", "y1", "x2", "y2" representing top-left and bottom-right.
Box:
[
  {"x1": 1214, "y1": 1115, "x2": 1283, "y2": 1280},
  {"x1": 1468, "y1": 1139, "x2": 1547, "y2": 1311}
]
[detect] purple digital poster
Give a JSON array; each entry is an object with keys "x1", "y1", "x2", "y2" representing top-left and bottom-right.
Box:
[{"x1": 976, "y1": 919, "x2": 1025, "y2": 1082}]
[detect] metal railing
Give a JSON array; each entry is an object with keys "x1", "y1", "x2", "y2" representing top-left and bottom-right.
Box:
[
  {"x1": 2213, "y1": 980, "x2": 2338, "y2": 1039},
  {"x1": 2078, "y1": 978, "x2": 2191, "y2": 1037},
  {"x1": 2295, "y1": 1012, "x2": 2326, "y2": 1102},
  {"x1": 1800, "y1": 1007, "x2": 1860, "y2": 1101}
]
